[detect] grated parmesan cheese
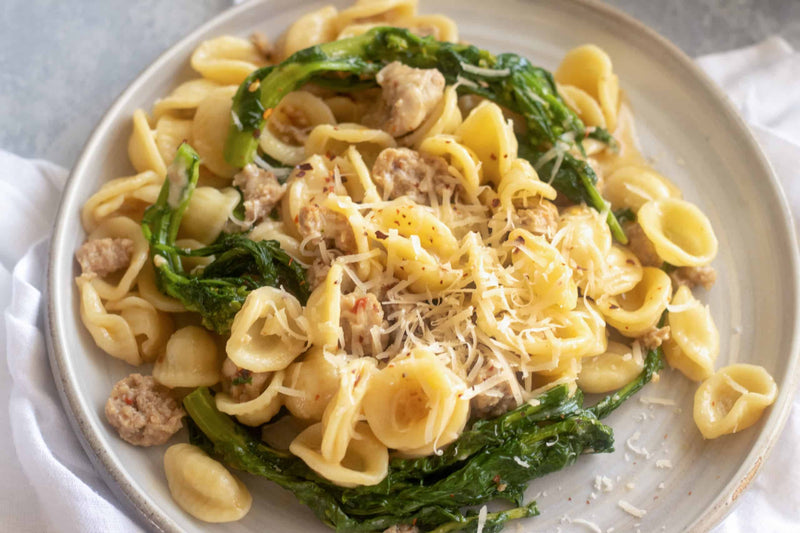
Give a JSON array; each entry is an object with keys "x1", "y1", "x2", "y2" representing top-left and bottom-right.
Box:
[
  {"x1": 476, "y1": 505, "x2": 488, "y2": 533},
  {"x1": 618, "y1": 500, "x2": 647, "y2": 518}
]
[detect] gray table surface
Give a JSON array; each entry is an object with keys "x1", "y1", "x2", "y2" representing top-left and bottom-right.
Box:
[{"x1": 1, "y1": 0, "x2": 798, "y2": 169}]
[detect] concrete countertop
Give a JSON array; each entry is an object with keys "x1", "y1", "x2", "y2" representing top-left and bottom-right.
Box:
[{"x1": 1, "y1": 0, "x2": 797, "y2": 168}]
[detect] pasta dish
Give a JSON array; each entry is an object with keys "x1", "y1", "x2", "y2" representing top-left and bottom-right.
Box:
[{"x1": 73, "y1": 1, "x2": 779, "y2": 530}]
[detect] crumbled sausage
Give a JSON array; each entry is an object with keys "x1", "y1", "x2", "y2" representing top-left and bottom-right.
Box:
[
  {"x1": 383, "y1": 525, "x2": 420, "y2": 533},
  {"x1": 298, "y1": 203, "x2": 357, "y2": 253},
  {"x1": 307, "y1": 256, "x2": 331, "y2": 290},
  {"x1": 375, "y1": 61, "x2": 445, "y2": 136},
  {"x1": 105, "y1": 373, "x2": 183, "y2": 446},
  {"x1": 220, "y1": 357, "x2": 271, "y2": 403},
  {"x1": 340, "y1": 292, "x2": 386, "y2": 356},
  {"x1": 371, "y1": 147, "x2": 451, "y2": 204},
  {"x1": 76, "y1": 237, "x2": 134, "y2": 278},
  {"x1": 469, "y1": 363, "x2": 518, "y2": 419},
  {"x1": 624, "y1": 222, "x2": 661, "y2": 267},
  {"x1": 233, "y1": 164, "x2": 286, "y2": 224},
  {"x1": 638, "y1": 325, "x2": 671, "y2": 350},
  {"x1": 669, "y1": 265, "x2": 717, "y2": 290},
  {"x1": 514, "y1": 199, "x2": 559, "y2": 240}
]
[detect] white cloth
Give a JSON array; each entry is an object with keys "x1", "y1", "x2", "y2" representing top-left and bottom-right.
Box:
[{"x1": 1, "y1": 38, "x2": 799, "y2": 533}]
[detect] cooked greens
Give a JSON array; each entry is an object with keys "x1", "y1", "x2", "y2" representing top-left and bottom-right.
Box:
[
  {"x1": 185, "y1": 384, "x2": 613, "y2": 532},
  {"x1": 224, "y1": 27, "x2": 626, "y2": 242},
  {"x1": 141, "y1": 143, "x2": 308, "y2": 334}
]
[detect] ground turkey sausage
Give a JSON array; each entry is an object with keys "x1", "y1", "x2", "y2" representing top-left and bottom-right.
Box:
[
  {"x1": 297, "y1": 203, "x2": 357, "y2": 253},
  {"x1": 232, "y1": 164, "x2": 286, "y2": 225},
  {"x1": 371, "y1": 147, "x2": 451, "y2": 204},
  {"x1": 220, "y1": 357, "x2": 271, "y2": 403},
  {"x1": 105, "y1": 373, "x2": 183, "y2": 446},
  {"x1": 470, "y1": 363, "x2": 518, "y2": 419},
  {"x1": 623, "y1": 221, "x2": 662, "y2": 267},
  {"x1": 76, "y1": 237, "x2": 133, "y2": 278},
  {"x1": 669, "y1": 265, "x2": 717, "y2": 290},
  {"x1": 514, "y1": 199, "x2": 559, "y2": 240},
  {"x1": 340, "y1": 292, "x2": 386, "y2": 356},
  {"x1": 375, "y1": 61, "x2": 445, "y2": 137},
  {"x1": 638, "y1": 325, "x2": 671, "y2": 350}
]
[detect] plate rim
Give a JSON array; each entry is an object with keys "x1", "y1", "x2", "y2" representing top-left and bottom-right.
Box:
[{"x1": 45, "y1": 0, "x2": 800, "y2": 532}]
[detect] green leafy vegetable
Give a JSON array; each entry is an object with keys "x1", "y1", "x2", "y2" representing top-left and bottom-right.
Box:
[
  {"x1": 184, "y1": 385, "x2": 613, "y2": 532},
  {"x1": 141, "y1": 142, "x2": 309, "y2": 334},
  {"x1": 224, "y1": 27, "x2": 626, "y2": 242}
]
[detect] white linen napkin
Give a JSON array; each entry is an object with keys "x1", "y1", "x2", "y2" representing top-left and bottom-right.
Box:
[{"x1": 2, "y1": 37, "x2": 799, "y2": 533}]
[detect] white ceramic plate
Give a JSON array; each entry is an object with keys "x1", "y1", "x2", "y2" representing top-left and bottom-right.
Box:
[{"x1": 47, "y1": 0, "x2": 800, "y2": 532}]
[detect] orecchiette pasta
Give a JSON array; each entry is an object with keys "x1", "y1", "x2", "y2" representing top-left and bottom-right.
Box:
[
  {"x1": 227, "y1": 287, "x2": 308, "y2": 372},
  {"x1": 597, "y1": 267, "x2": 671, "y2": 337},
  {"x1": 164, "y1": 444, "x2": 252, "y2": 522},
  {"x1": 284, "y1": 347, "x2": 341, "y2": 421},
  {"x1": 84, "y1": 216, "x2": 149, "y2": 301},
  {"x1": 190, "y1": 36, "x2": 266, "y2": 85},
  {"x1": 363, "y1": 349, "x2": 468, "y2": 454},
  {"x1": 216, "y1": 371, "x2": 285, "y2": 426},
  {"x1": 81, "y1": 170, "x2": 161, "y2": 232},
  {"x1": 693, "y1": 364, "x2": 777, "y2": 439},
  {"x1": 153, "y1": 326, "x2": 220, "y2": 388},
  {"x1": 603, "y1": 165, "x2": 681, "y2": 212},
  {"x1": 192, "y1": 86, "x2": 240, "y2": 178},
  {"x1": 76, "y1": 276, "x2": 140, "y2": 365},
  {"x1": 663, "y1": 285, "x2": 719, "y2": 381},
  {"x1": 577, "y1": 341, "x2": 644, "y2": 393},
  {"x1": 637, "y1": 198, "x2": 718, "y2": 267},
  {"x1": 455, "y1": 101, "x2": 517, "y2": 185},
  {"x1": 128, "y1": 109, "x2": 167, "y2": 177},
  {"x1": 106, "y1": 295, "x2": 174, "y2": 363}
]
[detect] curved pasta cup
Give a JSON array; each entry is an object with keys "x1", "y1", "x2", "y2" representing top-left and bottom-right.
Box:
[
  {"x1": 340, "y1": 145, "x2": 381, "y2": 203},
  {"x1": 322, "y1": 195, "x2": 373, "y2": 279},
  {"x1": 334, "y1": 0, "x2": 417, "y2": 31},
  {"x1": 555, "y1": 206, "x2": 612, "y2": 298},
  {"x1": 598, "y1": 73, "x2": 620, "y2": 131},
  {"x1": 128, "y1": 109, "x2": 167, "y2": 177},
  {"x1": 383, "y1": 232, "x2": 463, "y2": 294},
  {"x1": 455, "y1": 100, "x2": 517, "y2": 185},
  {"x1": 559, "y1": 84, "x2": 606, "y2": 128},
  {"x1": 497, "y1": 158, "x2": 557, "y2": 208},
  {"x1": 226, "y1": 286, "x2": 308, "y2": 373},
  {"x1": 693, "y1": 364, "x2": 778, "y2": 439},
  {"x1": 259, "y1": 91, "x2": 337, "y2": 166},
  {"x1": 604, "y1": 165, "x2": 681, "y2": 213},
  {"x1": 282, "y1": 155, "x2": 348, "y2": 239},
  {"x1": 164, "y1": 444, "x2": 252, "y2": 523},
  {"x1": 664, "y1": 285, "x2": 719, "y2": 381},
  {"x1": 600, "y1": 245, "x2": 643, "y2": 297},
  {"x1": 193, "y1": 86, "x2": 239, "y2": 178},
  {"x1": 153, "y1": 326, "x2": 220, "y2": 388},
  {"x1": 321, "y1": 358, "x2": 377, "y2": 463},
  {"x1": 137, "y1": 260, "x2": 186, "y2": 313},
  {"x1": 304, "y1": 263, "x2": 344, "y2": 350},
  {"x1": 216, "y1": 370, "x2": 285, "y2": 426},
  {"x1": 554, "y1": 44, "x2": 613, "y2": 101},
  {"x1": 637, "y1": 198, "x2": 718, "y2": 267},
  {"x1": 76, "y1": 276, "x2": 140, "y2": 365},
  {"x1": 190, "y1": 36, "x2": 266, "y2": 85},
  {"x1": 598, "y1": 266, "x2": 671, "y2": 337},
  {"x1": 155, "y1": 115, "x2": 194, "y2": 166},
  {"x1": 81, "y1": 170, "x2": 161, "y2": 232},
  {"x1": 284, "y1": 347, "x2": 341, "y2": 421},
  {"x1": 508, "y1": 228, "x2": 578, "y2": 311},
  {"x1": 577, "y1": 340, "x2": 644, "y2": 394},
  {"x1": 279, "y1": 5, "x2": 339, "y2": 60},
  {"x1": 84, "y1": 216, "x2": 149, "y2": 301},
  {"x1": 363, "y1": 349, "x2": 468, "y2": 452},
  {"x1": 369, "y1": 199, "x2": 459, "y2": 260},
  {"x1": 289, "y1": 422, "x2": 388, "y2": 488},
  {"x1": 305, "y1": 123, "x2": 396, "y2": 164},
  {"x1": 152, "y1": 78, "x2": 222, "y2": 120},
  {"x1": 402, "y1": 86, "x2": 463, "y2": 150},
  {"x1": 397, "y1": 14, "x2": 458, "y2": 42},
  {"x1": 418, "y1": 134, "x2": 482, "y2": 196},
  {"x1": 106, "y1": 295, "x2": 174, "y2": 363},
  {"x1": 178, "y1": 186, "x2": 241, "y2": 244}
]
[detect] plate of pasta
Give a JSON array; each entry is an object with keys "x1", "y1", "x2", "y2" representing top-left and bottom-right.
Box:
[{"x1": 46, "y1": 0, "x2": 800, "y2": 532}]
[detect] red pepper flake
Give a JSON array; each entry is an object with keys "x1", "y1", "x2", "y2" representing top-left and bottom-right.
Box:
[
  {"x1": 298, "y1": 163, "x2": 313, "y2": 171},
  {"x1": 124, "y1": 397, "x2": 134, "y2": 406},
  {"x1": 288, "y1": 257, "x2": 294, "y2": 266},
  {"x1": 626, "y1": 259, "x2": 635, "y2": 265},
  {"x1": 412, "y1": 518, "x2": 418, "y2": 526},
  {"x1": 491, "y1": 198, "x2": 500, "y2": 208},
  {"x1": 262, "y1": 108, "x2": 273, "y2": 120},
  {"x1": 490, "y1": 153, "x2": 497, "y2": 161},
  {"x1": 568, "y1": 497, "x2": 572, "y2": 501},
  {"x1": 352, "y1": 297, "x2": 369, "y2": 313},
  {"x1": 296, "y1": 171, "x2": 306, "y2": 177},
  {"x1": 609, "y1": 304, "x2": 619, "y2": 309},
  {"x1": 315, "y1": 394, "x2": 320, "y2": 400},
  {"x1": 375, "y1": 230, "x2": 388, "y2": 240},
  {"x1": 688, "y1": 491, "x2": 692, "y2": 496}
]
